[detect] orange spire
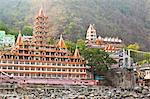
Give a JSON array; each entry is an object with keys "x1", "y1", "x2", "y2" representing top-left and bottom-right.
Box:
[
  {"x1": 38, "y1": 7, "x2": 45, "y2": 16},
  {"x1": 57, "y1": 34, "x2": 67, "y2": 49},
  {"x1": 16, "y1": 31, "x2": 23, "y2": 46},
  {"x1": 74, "y1": 47, "x2": 80, "y2": 58}
]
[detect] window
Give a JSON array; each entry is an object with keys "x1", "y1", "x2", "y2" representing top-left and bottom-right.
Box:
[
  {"x1": 42, "y1": 62, "x2": 45, "y2": 65},
  {"x1": 25, "y1": 62, "x2": 29, "y2": 64},
  {"x1": 42, "y1": 74, "x2": 46, "y2": 77},
  {"x1": 37, "y1": 68, "x2": 41, "y2": 71},
  {"x1": 76, "y1": 69, "x2": 79, "y2": 72},
  {"x1": 24, "y1": 45, "x2": 28, "y2": 48},
  {"x1": 14, "y1": 61, "x2": 18, "y2": 64},
  {"x1": 72, "y1": 69, "x2": 75, "y2": 72},
  {"x1": 52, "y1": 74, "x2": 56, "y2": 77},
  {"x1": 24, "y1": 56, "x2": 28, "y2": 60},
  {"x1": 37, "y1": 74, "x2": 40, "y2": 77},
  {"x1": 46, "y1": 57, "x2": 49, "y2": 61},
  {"x1": 42, "y1": 68, "x2": 45, "y2": 71},
  {"x1": 68, "y1": 69, "x2": 71, "y2": 72},
  {"x1": 52, "y1": 68, "x2": 56, "y2": 71},
  {"x1": 57, "y1": 63, "x2": 61, "y2": 66},
  {"x1": 20, "y1": 67, "x2": 24, "y2": 70},
  {"x1": 8, "y1": 61, "x2": 12, "y2": 64},
  {"x1": 31, "y1": 74, "x2": 35, "y2": 78},
  {"x1": 25, "y1": 74, "x2": 29, "y2": 76},
  {"x1": 25, "y1": 68, "x2": 29, "y2": 70},
  {"x1": 24, "y1": 51, "x2": 28, "y2": 54},
  {"x1": 47, "y1": 68, "x2": 51, "y2": 71},
  {"x1": 35, "y1": 57, "x2": 39, "y2": 60},
  {"x1": 46, "y1": 52, "x2": 49, "y2": 55},
  {"x1": 47, "y1": 74, "x2": 51, "y2": 77},
  {"x1": 14, "y1": 67, "x2": 18, "y2": 70},
  {"x1": 36, "y1": 47, "x2": 39, "y2": 50},
  {"x1": 62, "y1": 74, "x2": 67, "y2": 78},
  {"x1": 2, "y1": 66, "x2": 7, "y2": 69},
  {"x1": 20, "y1": 62, "x2": 24, "y2": 64},
  {"x1": 20, "y1": 73, "x2": 24, "y2": 76},
  {"x1": 31, "y1": 68, "x2": 35, "y2": 70},
  {"x1": 31, "y1": 62, "x2": 35, "y2": 65},
  {"x1": 8, "y1": 66, "x2": 12, "y2": 69},
  {"x1": 58, "y1": 74, "x2": 61, "y2": 77},
  {"x1": 62, "y1": 64, "x2": 65, "y2": 66},
  {"x1": 14, "y1": 73, "x2": 18, "y2": 76}
]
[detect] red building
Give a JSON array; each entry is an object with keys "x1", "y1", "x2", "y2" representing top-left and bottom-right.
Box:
[{"x1": 0, "y1": 8, "x2": 96, "y2": 85}]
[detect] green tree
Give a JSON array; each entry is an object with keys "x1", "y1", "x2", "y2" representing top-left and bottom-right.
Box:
[
  {"x1": 76, "y1": 39, "x2": 86, "y2": 52},
  {"x1": 48, "y1": 38, "x2": 55, "y2": 45},
  {"x1": 22, "y1": 26, "x2": 33, "y2": 36},
  {"x1": 144, "y1": 53, "x2": 150, "y2": 63},
  {"x1": 65, "y1": 40, "x2": 76, "y2": 52},
  {"x1": 82, "y1": 48, "x2": 117, "y2": 74},
  {"x1": 127, "y1": 43, "x2": 140, "y2": 50},
  {"x1": 0, "y1": 21, "x2": 9, "y2": 33},
  {"x1": 8, "y1": 29, "x2": 18, "y2": 38}
]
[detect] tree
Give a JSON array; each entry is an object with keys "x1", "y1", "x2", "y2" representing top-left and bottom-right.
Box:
[
  {"x1": 8, "y1": 29, "x2": 18, "y2": 38},
  {"x1": 65, "y1": 40, "x2": 76, "y2": 52},
  {"x1": 76, "y1": 39, "x2": 86, "y2": 52},
  {"x1": 0, "y1": 21, "x2": 9, "y2": 33},
  {"x1": 48, "y1": 38, "x2": 55, "y2": 45},
  {"x1": 144, "y1": 53, "x2": 150, "y2": 63},
  {"x1": 81, "y1": 48, "x2": 117, "y2": 74},
  {"x1": 127, "y1": 43, "x2": 140, "y2": 50},
  {"x1": 22, "y1": 26, "x2": 33, "y2": 36}
]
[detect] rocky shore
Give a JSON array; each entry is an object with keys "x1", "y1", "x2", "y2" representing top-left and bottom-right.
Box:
[{"x1": 0, "y1": 84, "x2": 150, "y2": 99}]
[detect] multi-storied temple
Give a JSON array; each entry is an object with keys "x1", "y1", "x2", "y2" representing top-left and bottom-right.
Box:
[
  {"x1": 0, "y1": 8, "x2": 96, "y2": 85},
  {"x1": 86, "y1": 24, "x2": 123, "y2": 53}
]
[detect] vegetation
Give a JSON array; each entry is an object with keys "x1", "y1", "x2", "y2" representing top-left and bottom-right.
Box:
[
  {"x1": 82, "y1": 48, "x2": 117, "y2": 74},
  {"x1": 65, "y1": 40, "x2": 117, "y2": 73},
  {"x1": 127, "y1": 43, "x2": 140, "y2": 51},
  {"x1": 22, "y1": 26, "x2": 33, "y2": 36},
  {"x1": 0, "y1": 0, "x2": 150, "y2": 50}
]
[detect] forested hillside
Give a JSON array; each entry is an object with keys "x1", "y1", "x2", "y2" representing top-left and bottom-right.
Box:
[{"x1": 0, "y1": 0, "x2": 150, "y2": 51}]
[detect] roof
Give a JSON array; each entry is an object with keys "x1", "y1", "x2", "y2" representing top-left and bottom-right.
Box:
[
  {"x1": 16, "y1": 31, "x2": 23, "y2": 46},
  {"x1": 57, "y1": 35, "x2": 67, "y2": 49},
  {"x1": 74, "y1": 47, "x2": 80, "y2": 58}
]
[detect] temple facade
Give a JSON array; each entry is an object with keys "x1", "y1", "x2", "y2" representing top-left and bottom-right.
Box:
[
  {"x1": 0, "y1": 8, "x2": 95, "y2": 85},
  {"x1": 86, "y1": 24, "x2": 123, "y2": 53}
]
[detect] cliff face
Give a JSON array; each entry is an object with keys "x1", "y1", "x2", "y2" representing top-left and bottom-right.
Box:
[{"x1": 0, "y1": 0, "x2": 150, "y2": 51}]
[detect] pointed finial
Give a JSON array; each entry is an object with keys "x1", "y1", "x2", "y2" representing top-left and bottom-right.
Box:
[
  {"x1": 16, "y1": 31, "x2": 23, "y2": 46},
  {"x1": 74, "y1": 46, "x2": 80, "y2": 58},
  {"x1": 39, "y1": 6, "x2": 45, "y2": 16},
  {"x1": 57, "y1": 34, "x2": 67, "y2": 49},
  {"x1": 60, "y1": 34, "x2": 63, "y2": 39}
]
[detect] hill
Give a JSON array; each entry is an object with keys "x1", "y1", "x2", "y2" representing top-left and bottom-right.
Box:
[{"x1": 0, "y1": 0, "x2": 150, "y2": 51}]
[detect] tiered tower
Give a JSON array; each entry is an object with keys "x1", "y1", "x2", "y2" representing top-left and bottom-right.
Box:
[
  {"x1": 0, "y1": 8, "x2": 96, "y2": 85},
  {"x1": 33, "y1": 7, "x2": 49, "y2": 44},
  {"x1": 86, "y1": 24, "x2": 97, "y2": 43}
]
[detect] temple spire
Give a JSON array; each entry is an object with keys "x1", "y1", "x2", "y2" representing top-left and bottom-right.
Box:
[
  {"x1": 74, "y1": 46, "x2": 80, "y2": 58},
  {"x1": 38, "y1": 6, "x2": 45, "y2": 16},
  {"x1": 16, "y1": 31, "x2": 23, "y2": 46},
  {"x1": 33, "y1": 7, "x2": 49, "y2": 44},
  {"x1": 86, "y1": 24, "x2": 97, "y2": 43},
  {"x1": 57, "y1": 34, "x2": 67, "y2": 49}
]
